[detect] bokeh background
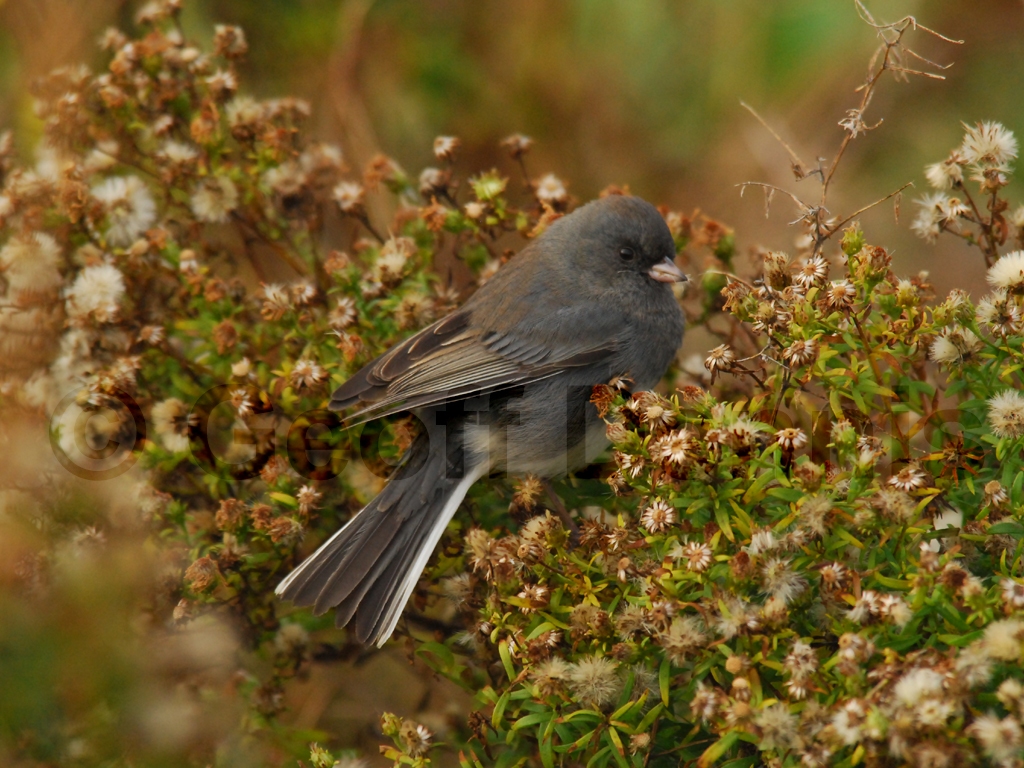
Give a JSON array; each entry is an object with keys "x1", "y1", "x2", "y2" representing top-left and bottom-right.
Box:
[
  {"x1": 2, "y1": 0, "x2": 1024, "y2": 765},
  {"x1": 3, "y1": 0, "x2": 1024, "y2": 298}
]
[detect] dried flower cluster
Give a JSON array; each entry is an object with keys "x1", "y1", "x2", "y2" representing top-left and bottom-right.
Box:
[
  {"x1": 0, "y1": 5, "x2": 605, "y2": 765},
  {"x1": 3, "y1": 4, "x2": 1024, "y2": 768}
]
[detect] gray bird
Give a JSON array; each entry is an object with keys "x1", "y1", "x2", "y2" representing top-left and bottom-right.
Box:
[{"x1": 276, "y1": 194, "x2": 687, "y2": 646}]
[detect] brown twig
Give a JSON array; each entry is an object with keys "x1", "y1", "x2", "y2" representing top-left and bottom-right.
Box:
[
  {"x1": 825, "y1": 182, "x2": 914, "y2": 239},
  {"x1": 739, "y1": 101, "x2": 813, "y2": 181},
  {"x1": 955, "y1": 181, "x2": 999, "y2": 267},
  {"x1": 737, "y1": 182, "x2": 814, "y2": 221},
  {"x1": 740, "y1": 2, "x2": 959, "y2": 259}
]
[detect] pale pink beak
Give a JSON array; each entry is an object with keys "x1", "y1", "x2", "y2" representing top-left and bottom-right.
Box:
[{"x1": 648, "y1": 257, "x2": 687, "y2": 283}]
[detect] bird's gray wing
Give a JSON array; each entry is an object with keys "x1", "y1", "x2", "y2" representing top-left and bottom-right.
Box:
[{"x1": 329, "y1": 304, "x2": 619, "y2": 424}]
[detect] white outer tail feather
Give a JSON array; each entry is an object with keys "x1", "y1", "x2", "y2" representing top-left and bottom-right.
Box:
[
  {"x1": 374, "y1": 467, "x2": 484, "y2": 646},
  {"x1": 275, "y1": 463, "x2": 486, "y2": 647}
]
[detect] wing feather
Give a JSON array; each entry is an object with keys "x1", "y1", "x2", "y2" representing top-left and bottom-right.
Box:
[
  {"x1": 329, "y1": 310, "x2": 615, "y2": 424},
  {"x1": 328, "y1": 253, "x2": 631, "y2": 421}
]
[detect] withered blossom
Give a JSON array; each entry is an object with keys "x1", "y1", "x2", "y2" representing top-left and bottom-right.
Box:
[
  {"x1": 184, "y1": 556, "x2": 219, "y2": 592},
  {"x1": 151, "y1": 397, "x2": 195, "y2": 453},
  {"x1": 91, "y1": 175, "x2": 156, "y2": 247},
  {"x1": 704, "y1": 344, "x2": 736, "y2": 376},
  {"x1": 657, "y1": 616, "x2": 708, "y2": 665},
  {"x1": 970, "y1": 713, "x2": 1023, "y2": 766},
  {"x1": 373, "y1": 237, "x2": 414, "y2": 286},
  {"x1": 399, "y1": 721, "x2": 433, "y2": 757},
  {"x1": 690, "y1": 682, "x2": 724, "y2": 723},
  {"x1": 268, "y1": 516, "x2": 303, "y2": 545},
  {"x1": 534, "y1": 173, "x2": 568, "y2": 208},
  {"x1": 566, "y1": 656, "x2": 621, "y2": 709},
  {"x1": 66, "y1": 263, "x2": 125, "y2": 323},
  {"x1": 754, "y1": 703, "x2": 800, "y2": 752},
  {"x1": 988, "y1": 251, "x2": 1024, "y2": 292},
  {"x1": 654, "y1": 428, "x2": 698, "y2": 466},
  {"x1": 190, "y1": 176, "x2": 238, "y2": 223},
  {"x1": 639, "y1": 499, "x2": 676, "y2": 533},
  {"x1": 433, "y1": 135, "x2": 461, "y2": 162},
  {"x1": 783, "y1": 338, "x2": 819, "y2": 368},
  {"x1": 761, "y1": 556, "x2": 806, "y2": 605},
  {"x1": 229, "y1": 387, "x2": 254, "y2": 417},
  {"x1": 616, "y1": 451, "x2": 646, "y2": 479},
  {"x1": 924, "y1": 153, "x2": 966, "y2": 189},
  {"x1": 976, "y1": 290, "x2": 1022, "y2": 336},
  {"x1": 679, "y1": 540, "x2": 713, "y2": 572},
  {"x1": 213, "y1": 24, "x2": 248, "y2": 58},
  {"x1": 792, "y1": 255, "x2": 829, "y2": 287},
  {"x1": 418, "y1": 167, "x2": 450, "y2": 197},
  {"x1": 260, "y1": 283, "x2": 292, "y2": 321},
  {"x1": 516, "y1": 583, "x2": 549, "y2": 613},
  {"x1": 775, "y1": 427, "x2": 808, "y2": 452},
  {"x1": 500, "y1": 133, "x2": 534, "y2": 159},
  {"x1": 205, "y1": 69, "x2": 238, "y2": 99},
  {"x1": 888, "y1": 463, "x2": 928, "y2": 492},
  {"x1": 139, "y1": 325, "x2": 164, "y2": 345},
  {"x1": 929, "y1": 327, "x2": 981, "y2": 365},
  {"x1": 961, "y1": 121, "x2": 1018, "y2": 167},
  {"x1": 295, "y1": 486, "x2": 322, "y2": 517},
  {"x1": 746, "y1": 529, "x2": 776, "y2": 556},
  {"x1": 0, "y1": 232, "x2": 64, "y2": 295},
  {"x1": 985, "y1": 480, "x2": 1009, "y2": 509},
  {"x1": 532, "y1": 657, "x2": 571, "y2": 696}
]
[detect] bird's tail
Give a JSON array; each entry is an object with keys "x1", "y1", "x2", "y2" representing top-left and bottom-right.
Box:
[{"x1": 275, "y1": 430, "x2": 483, "y2": 647}]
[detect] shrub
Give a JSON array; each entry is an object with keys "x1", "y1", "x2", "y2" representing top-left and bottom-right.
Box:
[{"x1": 3, "y1": 2, "x2": 1024, "y2": 767}]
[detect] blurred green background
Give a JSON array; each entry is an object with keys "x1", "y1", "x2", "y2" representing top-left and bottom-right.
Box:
[
  {"x1": 2, "y1": 1, "x2": 1023, "y2": 765},
  {"x1": 3, "y1": 0, "x2": 1024, "y2": 299}
]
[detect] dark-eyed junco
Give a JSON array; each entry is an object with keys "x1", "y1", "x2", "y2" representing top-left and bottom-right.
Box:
[{"x1": 276, "y1": 194, "x2": 686, "y2": 646}]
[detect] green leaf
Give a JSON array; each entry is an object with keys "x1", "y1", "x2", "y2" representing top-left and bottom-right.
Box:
[
  {"x1": 714, "y1": 501, "x2": 735, "y2": 542},
  {"x1": 498, "y1": 636, "x2": 516, "y2": 682},
  {"x1": 659, "y1": 657, "x2": 671, "y2": 706},
  {"x1": 767, "y1": 487, "x2": 806, "y2": 502},
  {"x1": 938, "y1": 630, "x2": 983, "y2": 647},
  {"x1": 698, "y1": 730, "x2": 740, "y2": 767},
  {"x1": 512, "y1": 712, "x2": 551, "y2": 731},
  {"x1": 635, "y1": 703, "x2": 664, "y2": 734},
  {"x1": 829, "y1": 390, "x2": 844, "y2": 420},
  {"x1": 742, "y1": 468, "x2": 776, "y2": 504},
  {"x1": 872, "y1": 573, "x2": 910, "y2": 590},
  {"x1": 606, "y1": 727, "x2": 630, "y2": 768},
  {"x1": 563, "y1": 709, "x2": 603, "y2": 723},
  {"x1": 491, "y1": 690, "x2": 510, "y2": 730},
  {"x1": 526, "y1": 622, "x2": 558, "y2": 641},
  {"x1": 989, "y1": 522, "x2": 1024, "y2": 535},
  {"x1": 268, "y1": 492, "x2": 298, "y2": 508},
  {"x1": 540, "y1": 731, "x2": 556, "y2": 768}
]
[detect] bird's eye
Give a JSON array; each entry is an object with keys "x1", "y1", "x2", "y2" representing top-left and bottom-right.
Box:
[{"x1": 619, "y1": 247, "x2": 635, "y2": 261}]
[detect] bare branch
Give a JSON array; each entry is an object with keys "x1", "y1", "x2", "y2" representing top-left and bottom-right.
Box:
[
  {"x1": 884, "y1": 65, "x2": 948, "y2": 80},
  {"x1": 827, "y1": 182, "x2": 914, "y2": 236},
  {"x1": 902, "y1": 47, "x2": 955, "y2": 71},
  {"x1": 853, "y1": 0, "x2": 962, "y2": 44},
  {"x1": 740, "y1": 101, "x2": 809, "y2": 180},
  {"x1": 738, "y1": 2, "x2": 958, "y2": 257},
  {"x1": 738, "y1": 182, "x2": 811, "y2": 212},
  {"x1": 905, "y1": 18, "x2": 965, "y2": 45}
]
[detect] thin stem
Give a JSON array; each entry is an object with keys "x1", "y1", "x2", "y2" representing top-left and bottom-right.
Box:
[
  {"x1": 851, "y1": 315, "x2": 909, "y2": 457},
  {"x1": 956, "y1": 182, "x2": 998, "y2": 266}
]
